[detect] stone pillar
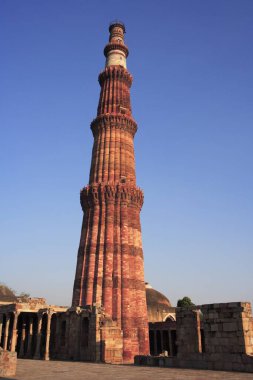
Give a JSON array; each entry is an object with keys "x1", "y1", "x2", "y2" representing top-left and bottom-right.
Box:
[
  {"x1": 19, "y1": 320, "x2": 26, "y2": 357},
  {"x1": 3, "y1": 314, "x2": 10, "y2": 350},
  {"x1": 34, "y1": 314, "x2": 43, "y2": 359},
  {"x1": 44, "y1": 313, "x2": 52, "y2": 360},
  {"x1": 26, "y1": 316, "x2": 34, "y2": 357},
  {"x1": 176, "y1": 308, "x2": 202, "y2": 356},
  {"x1": 10, "y1": 312, "x2": 19, "y2": 352}
]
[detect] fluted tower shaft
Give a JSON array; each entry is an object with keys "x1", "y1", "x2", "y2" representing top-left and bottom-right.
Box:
[{"x1": 72, "y1": 22, "x2": 149, "y2": 363}]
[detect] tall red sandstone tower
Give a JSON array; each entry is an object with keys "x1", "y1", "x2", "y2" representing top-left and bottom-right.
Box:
[{"x1": 72, "y1": 22, "x2": 149, "y2": 362}]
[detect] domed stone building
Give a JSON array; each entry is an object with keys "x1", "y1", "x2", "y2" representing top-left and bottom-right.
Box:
[
  {"x1": 145, "y1": 283, "x2": 175, "y2": 323},
  {"x1": 145, "y1": 283, "x2": 177, "y2": 356},
  {"x1": 0, "y1": 283, "x2": 177, "y2": 360}
]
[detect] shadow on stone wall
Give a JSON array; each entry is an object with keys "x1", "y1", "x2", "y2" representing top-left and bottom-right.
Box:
[{"x1": 135, "y1": 302, "x2": 253, "y2": 373}]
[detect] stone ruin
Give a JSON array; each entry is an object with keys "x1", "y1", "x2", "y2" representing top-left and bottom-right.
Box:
[
  {"x1": 0, "y1": 347, "x2": 16, "y2": 377},
  {"x1": 1, "y1": 22, "x2": 253, "y2": 375},
  {"x1": 0, "y1": 297, "x2": 123, "y2": 365},
  {"x1": 135, "y1": 301, "x2": 253, "y2": 373}
]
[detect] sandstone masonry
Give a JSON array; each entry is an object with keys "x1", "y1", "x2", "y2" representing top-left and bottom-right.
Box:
[
  {"x1": 72, "y1": 21, "x2": 149, "y2": 363},
  {"x1": 135, "y1": 302, "x2": 253, "y2": 373},
  {"x1": 0, "y1": 347, "x2": 17, "y2": 377}
]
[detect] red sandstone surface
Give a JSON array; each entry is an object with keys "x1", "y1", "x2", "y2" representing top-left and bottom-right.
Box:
[{"x1": 72, "y1": 23, "x2": 149, "y2": 363}]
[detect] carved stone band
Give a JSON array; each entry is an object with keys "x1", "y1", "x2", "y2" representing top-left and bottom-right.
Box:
[
  {"x1": 98, "y1": 66, "x2": 133, "y2": 87},
  {"x1": 80, "y1": 183, "x2": 144, "y2": 210},
  {"x1": 104, "y1": 42, "x2": 129, "y2": 58},
  {"x1": 90, "y1": 114, "x2": 137, "y2": 137}
]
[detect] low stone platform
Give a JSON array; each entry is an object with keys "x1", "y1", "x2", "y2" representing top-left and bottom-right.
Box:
[{"x1": 8, "y1": 359, "x2": 253, "y2": 380}]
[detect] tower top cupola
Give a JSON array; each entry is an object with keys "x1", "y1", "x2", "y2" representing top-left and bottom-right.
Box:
[{"x1": 104, "y1": 21, "x2": 129, "y2": 68}]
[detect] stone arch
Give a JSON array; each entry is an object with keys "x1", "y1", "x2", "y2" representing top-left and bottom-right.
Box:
[{"x1": 163, "y1": 314, "x2": 176, "y2": 322}]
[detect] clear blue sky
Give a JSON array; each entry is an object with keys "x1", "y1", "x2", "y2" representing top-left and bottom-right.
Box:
[{"x1": 1, "y1": 0, "x2": 253, "y2": 307}]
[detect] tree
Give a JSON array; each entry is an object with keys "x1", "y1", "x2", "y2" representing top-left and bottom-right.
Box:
[{"x1": 177, "y1": 296, "x2": 195, "y2": 307}]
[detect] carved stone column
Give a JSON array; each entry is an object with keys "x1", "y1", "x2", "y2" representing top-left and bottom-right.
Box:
[
  {"x1": 10, "y1": 312, "x2": 19, "y2": 352},
  {"x1": 44, "y1": 313, "x2": 52, "y2": 360},
  {"x1": 3, "y1": 314, "x2": 10, "y2": 350},
  {"x1": 34, "y1": 313, "x2": 43, "y2": 359},
  {"x1": 19, "y1": 318, "x2": 26, "y2": 357},
  {"x1": 26, "y1": 315, "x2": 34, "y2": 357}
]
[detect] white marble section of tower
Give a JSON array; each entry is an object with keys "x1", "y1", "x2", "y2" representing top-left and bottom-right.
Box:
[{"x1": 105, "y1": 23, "x2": 127, "y2": 68}]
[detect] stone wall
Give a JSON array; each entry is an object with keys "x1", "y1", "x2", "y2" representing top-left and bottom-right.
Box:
[
  {"x1": 149, "y1": 320, "x2": 176, "y2": 356},
  {"x1": 53, "y1": 306, "x2": 123, "y2": 364},
  {"x1": 0, "y1": 302, "x2": 124, "y2": 364},
  {"x1": 0, "y1": 348, "x2": 17, "y2": 377},
  {"x1": 176, "y1": 308, "x2": 202, "y2": 355},
  {"x1": 100, "y1": 318, "x2": 123, "y2": 364},
  {"x1": 200, "y1": 302, "x2": 253, "y2": 371},
  {"x1": 54, "y1": 306, "x2": 103, "y2": 362},
  {"x1": 135, "y1": 302, "x2": 253, "y2": 373},
  {"x1": 147, "y1": 304, "x2": 176, "y2": 323}
]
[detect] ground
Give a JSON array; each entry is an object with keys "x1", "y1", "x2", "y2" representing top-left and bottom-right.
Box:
[{"x1": 7, "y1": 359, "x2": 253, "y2": 380}]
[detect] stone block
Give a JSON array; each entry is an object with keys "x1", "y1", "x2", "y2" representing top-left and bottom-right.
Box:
[
  {"x1": 0, "y1": 348, "x2": 17, "y2": 378},
  {"x1": 221, "y1": 361, "x2": 233, "y2": 371},
  {"x1": 245, "y1": 363, "x2": 253, "y2": 372},
  {"x1": 207, "y1": 361, "x2": 214, "y2": 370},
  {"x1": 164, "y1": 357, "x2": 174, "y2": 367},
  {"x1": 146, "y1": 356, "x2": 155, "y2": 366},
  {"x1": 223, "y1": 322, "x2": 237, "y2": 332},
  {"x1": 210, "y1": 324, "x2": 219, "y2": 332}
]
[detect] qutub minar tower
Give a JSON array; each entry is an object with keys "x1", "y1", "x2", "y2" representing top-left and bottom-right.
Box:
[
  {"x1": 72, "y1": 22, "x2": 150, "y2": 362},
  {"x1": 2, "y1": 22, "x2": 253, "y2": 377}
]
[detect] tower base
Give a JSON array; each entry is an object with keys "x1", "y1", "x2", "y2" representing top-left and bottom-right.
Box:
[{"x1": 50, "y1": 305, "x2": 146, "y2": 364}]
